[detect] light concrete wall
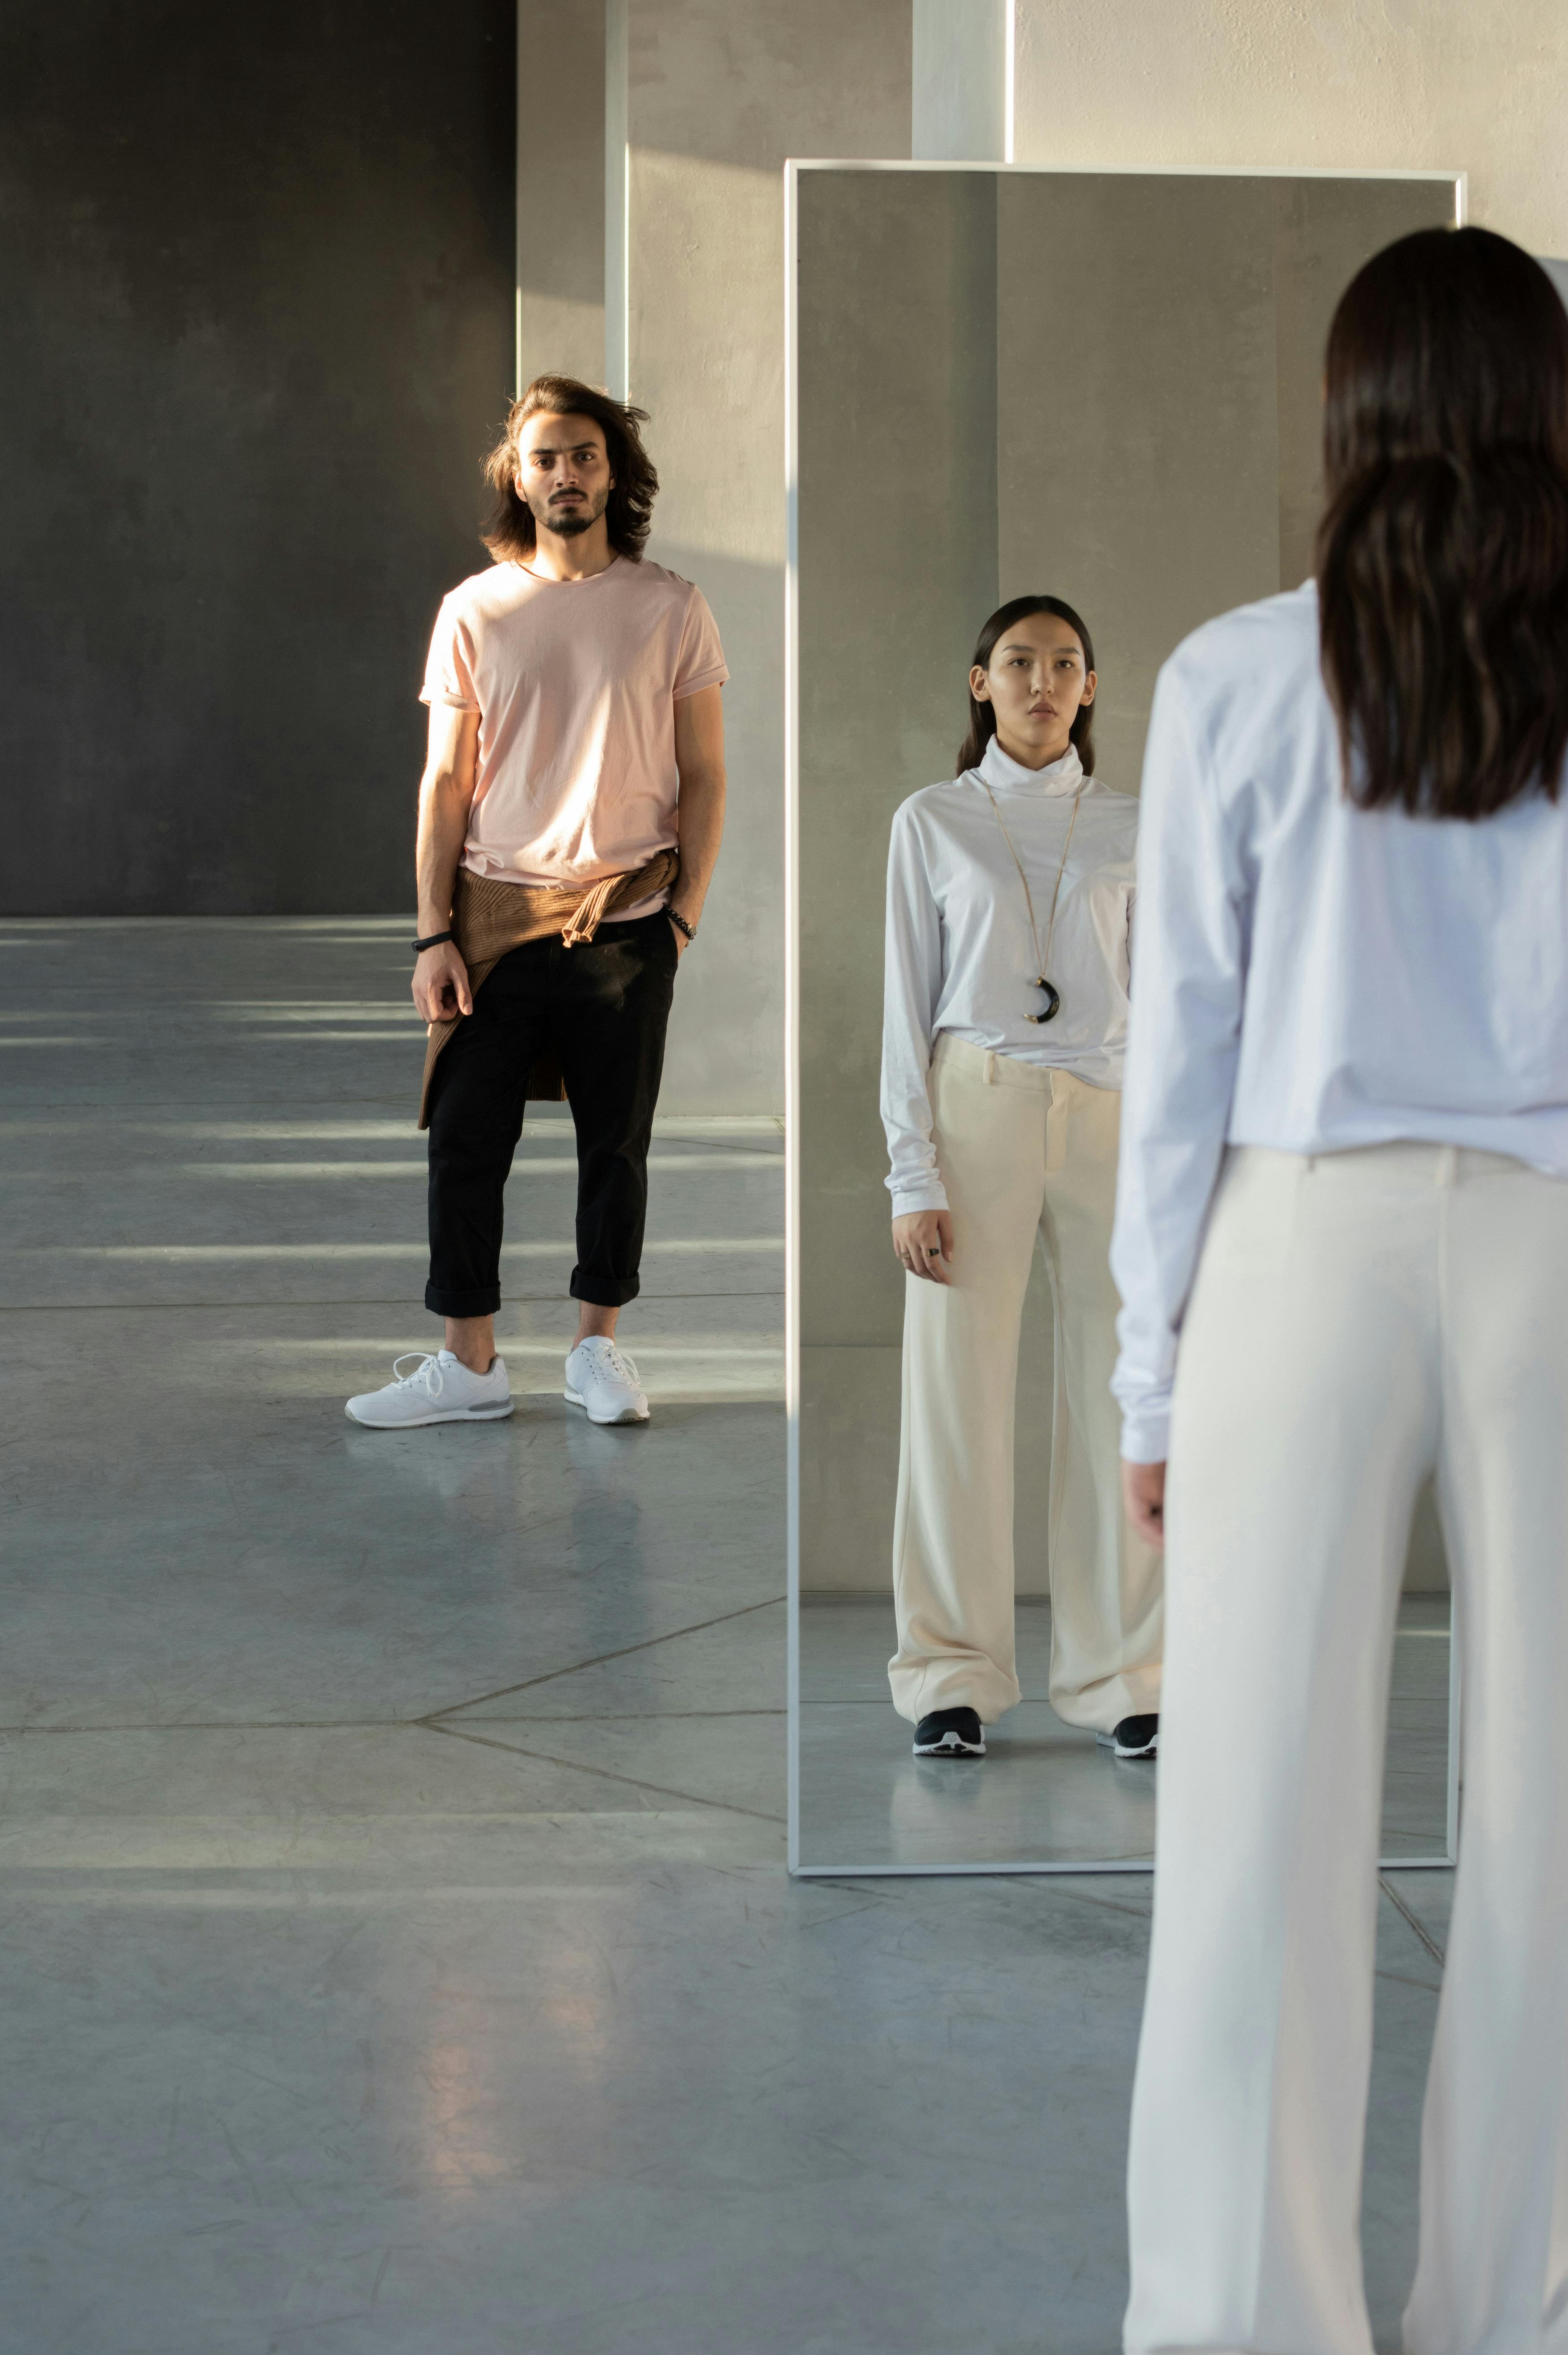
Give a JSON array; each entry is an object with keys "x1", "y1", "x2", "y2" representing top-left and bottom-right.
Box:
[
  {"x1": 624, "y1": 0, "x2": 912, "y2": 1114},
  {"x1": 1012, "y1": 0, "x2": 1568, "y2": 253},
  {"x1": 516, "y1": 0, "x2": 606, "y2": 390}
]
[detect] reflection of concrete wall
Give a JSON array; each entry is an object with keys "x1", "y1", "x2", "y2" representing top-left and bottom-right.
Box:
[
  {"x1": 997, "y1": 174, "x2": 1280, "y2": 796},
  {"x1": 1013, "y1": 0, "x2": 1568, "y2": 255},
  {"x1": 1272, "y1": 178, "x2": 1464, "y2": 587},
  {"x1": 797, "y1": 170, "x2": 1002, "y2": 1592},
  {"x1": 625, "y1": 0, "x2": 911, "y2": 1113},
  {"x1": 996, "y1": 173, "x2": 1453, "y2": 793},
  {"x1": 797, "y1": 167, "x2": 1458, "y2": 1594}
]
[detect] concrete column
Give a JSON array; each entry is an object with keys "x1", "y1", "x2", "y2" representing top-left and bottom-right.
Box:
[
  {"x1": 625, "y1": 0, "x2": 912, "y2": 1112},
  {"x1": 912, "y1": 0, "x2": 1011, "y2": 162},
  {"x1": 516, "y1": 0, "x2": 606, "y2": 392}
]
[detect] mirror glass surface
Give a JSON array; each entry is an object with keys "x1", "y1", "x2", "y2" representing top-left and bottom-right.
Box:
[{"x1": 788, "y1": 163, "x2": 1464, "y2": 1875}]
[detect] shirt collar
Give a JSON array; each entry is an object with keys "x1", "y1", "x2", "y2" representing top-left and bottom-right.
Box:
[{"x1": 977, "y1": 736, "x2": 1086, "y2": 796}]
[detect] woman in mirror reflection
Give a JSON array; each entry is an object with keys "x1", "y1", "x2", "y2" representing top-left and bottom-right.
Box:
[
  {"x1": 1115, "y1": 227, "x2": 1568, "y2": 2355},
  {"x1": 880, "y1": 595, "x2": 1162, "y2": 1765}
]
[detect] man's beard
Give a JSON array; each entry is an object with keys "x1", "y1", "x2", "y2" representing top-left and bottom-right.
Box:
[{"x1": 537, "y1": 485, "x2": 609, "y2": 540}]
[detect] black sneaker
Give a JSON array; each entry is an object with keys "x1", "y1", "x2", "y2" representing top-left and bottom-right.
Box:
[
  {"x1": 913, "y1": 1707, "x2": 986, "y2": 1757},
  {"x1": 1097, "y1": 1714, "x2": 1158, "y2": 1760}
]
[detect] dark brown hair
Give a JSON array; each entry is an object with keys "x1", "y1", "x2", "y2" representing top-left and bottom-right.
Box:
[
  {"x1": 956, "y1": 595, "x2": 1097, "y2": 776},
  {"x1": 1315, "y1": 226, "x2": 1568, "y2": 818},
  {"x1": 481, "y1": 374, "x2": 660, "y2": 561}
]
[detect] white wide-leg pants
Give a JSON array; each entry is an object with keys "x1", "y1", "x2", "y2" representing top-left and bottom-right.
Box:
[
  {"x1": 1125, "y1": 1143, "x2": 1568, "y2": 2355},
  {"x1": 888, "y1": 1035, "x2": 1164, "y2": 1732}
]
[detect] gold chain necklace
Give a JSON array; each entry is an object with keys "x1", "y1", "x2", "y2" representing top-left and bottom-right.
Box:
[{"x1": 978, "y1": 767, "x2": 1084, "y2": 1024}]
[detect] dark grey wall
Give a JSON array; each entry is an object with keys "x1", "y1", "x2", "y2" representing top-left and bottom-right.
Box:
[{"x1": 1, "y1": 0, "x2": 514, "y2": 915}]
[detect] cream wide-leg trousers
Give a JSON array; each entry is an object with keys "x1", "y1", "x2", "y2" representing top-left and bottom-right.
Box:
[
  {"x1": 1125, "y1": 1143, "x2": 1568, "y2": 2355},
  {"x1": 887, "y1": 1034, "x2": 1163, "y2": 1732}
]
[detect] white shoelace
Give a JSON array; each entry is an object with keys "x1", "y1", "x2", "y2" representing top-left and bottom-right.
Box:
[
  {"x1": 389, "y1": 1351, "x2": 446, "y2": 1398},
  {"x1": 578, "y1": 1338, "x2": 640, "y2": 1387}
]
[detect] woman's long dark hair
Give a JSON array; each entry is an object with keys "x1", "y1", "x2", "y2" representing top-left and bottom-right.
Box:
[
  {"x1": 1315, "y1": 226, "x2": 1568, "y2": 818},
  {"x1": 481, "y1": 374, "x2": 659, "y2": 562},
  {"x1": 956, "y1": 595, "x2": 1097, "y2": 776}
]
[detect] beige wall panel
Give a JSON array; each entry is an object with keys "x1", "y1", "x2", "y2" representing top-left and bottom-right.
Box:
[
  {"x1": 1012, "y1": 0, "x2": 1565, "y2": 253},
  {"x1": 624, "y1": 0, "x2": 912, "y2": 1114},
  {"x1": 516, "y1": 0, "x2": 607, "y2": 390},
  {"x1": 799, "y1": 1345, "x2": 902, "y2": 1595}
]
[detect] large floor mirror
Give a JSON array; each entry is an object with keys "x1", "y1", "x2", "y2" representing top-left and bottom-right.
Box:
[{"x1": 785, "y1": 163, "x2": 1465, "y2": 1876}]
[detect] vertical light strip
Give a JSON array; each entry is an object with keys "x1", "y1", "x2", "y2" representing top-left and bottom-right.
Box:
[
  {"x1": 604, "y1": 0, "x2": 630, "y2": 397},
  {"x1": 783, "y1": 160, "x2": 801, "y2": 1877},
  {"x1": 514, "y1": 4, "x2": 525, "y2": 394},
  {"x1": 1004, "y1": 0, "x2": 1016, "y2": 163},
  {"x1": 912, "y1": 0, "x2": 1010, "y2": 163}
]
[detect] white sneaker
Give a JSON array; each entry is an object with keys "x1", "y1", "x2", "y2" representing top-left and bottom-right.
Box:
[
  {"x1": 345, "y1": 1350, "x2": 513, "y2": 1429},
  {"x1": 564, "y1": 1337, "x2": 650, "y2": 1425}
]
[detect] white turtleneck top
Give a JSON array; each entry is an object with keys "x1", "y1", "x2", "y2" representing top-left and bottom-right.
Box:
[{"x1": 881, "y1": 736, "x2": 1138, "y2": 1216}]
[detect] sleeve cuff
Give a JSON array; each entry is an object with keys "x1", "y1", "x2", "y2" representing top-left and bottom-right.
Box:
[
  {"x1": 673, "y1": 664, "x2": 729, "y2": 700},
  {"x1": 420, "y1": 690, "x2": 481, "y2": 711},
  {"x1": 889, "y1": 1180, "x2": 949, "y2": 1218},
  {"x1": 1119, "y1": 1407, "x2": 1171, "y2": 1466}
]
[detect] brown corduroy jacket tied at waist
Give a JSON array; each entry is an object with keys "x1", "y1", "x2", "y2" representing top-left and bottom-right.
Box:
[{"x1": 416, "y1": 849, "x2": 680, "y2": 1129}]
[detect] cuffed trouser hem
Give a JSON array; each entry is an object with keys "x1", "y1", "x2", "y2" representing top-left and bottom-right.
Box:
[
  {"x1": 422, "y1": 916, "x2": 675, "y2": 1323},
  {"x1": 888, "y1": 1660, "x2": 1022, "y2": 1727},
  {"x1": 569, "y1": 1271, "x2": 642, "y2": 1308},
  {"x1": 424, "y1": 1281, "x2": 502, "y2": 1318},
  {"x1": 1049, "y1": 1666, "x2": 1163, "y2": 1736}
]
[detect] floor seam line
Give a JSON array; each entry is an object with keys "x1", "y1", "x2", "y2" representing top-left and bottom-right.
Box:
[
  {"x1": 422, "y1": 1593, "x2": 788, "y2": 1717},
  {"x1": 419, "y1": 1720, "x2": 787, "y2": 1823},
  {"x1": 0, "y1": 1708, "x2": 788, "y2": 1736},
  {"x1": 1379, "y1": 1873, "x2": 1447, "y2": 1965}
]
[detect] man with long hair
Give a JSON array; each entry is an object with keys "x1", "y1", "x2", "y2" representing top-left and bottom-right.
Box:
[{"x1": 347, "y1": 375, "x2": 728, "y2": 1430}]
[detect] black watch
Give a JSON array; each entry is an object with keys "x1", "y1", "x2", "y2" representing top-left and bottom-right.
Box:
[{"x1": 412, "y1": 929, "x2": 454, "y2": 955}]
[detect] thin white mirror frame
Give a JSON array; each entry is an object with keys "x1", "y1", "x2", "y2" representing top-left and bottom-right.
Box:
[{"x1": 784, "y1": 158, "x2": 1468, "y2": 1880}]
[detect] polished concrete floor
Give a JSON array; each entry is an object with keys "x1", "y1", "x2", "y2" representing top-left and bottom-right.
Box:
[
  {"x1": 2, "y1": 920, "x2": 1451, "y2": 2354},
  {"x1": 799, "y1": 1596, "x2": 1452, "y2": 1873}
]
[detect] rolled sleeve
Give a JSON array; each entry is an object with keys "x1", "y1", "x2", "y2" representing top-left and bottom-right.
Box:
[
  {"x1": 673, "y1": 587, "x2": 728, "y2": 700},
  {"x1": 420, "y1": 597, "x2": 481, "y2": 712}
]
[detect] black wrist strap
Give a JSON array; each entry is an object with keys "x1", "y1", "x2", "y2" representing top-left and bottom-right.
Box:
[
  {"x1": 668, "y1": 908, "x2": 696, "y2": 944},
  {"x1": 412, "y1": 929, "x2": 454, "y2": 954}
]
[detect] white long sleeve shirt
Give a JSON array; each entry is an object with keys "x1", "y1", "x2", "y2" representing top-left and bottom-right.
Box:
[
  {"x1": 1111, "y1": 580, "x2": 1568, "y2": 1465},
  {"x1": 881, "y1": 736, "x2": 1138, "y2": 1216}
]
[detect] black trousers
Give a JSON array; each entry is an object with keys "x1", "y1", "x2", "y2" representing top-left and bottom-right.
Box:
[{"x1": 424, "y1": 912, "x2": 677, "y2": 1317}]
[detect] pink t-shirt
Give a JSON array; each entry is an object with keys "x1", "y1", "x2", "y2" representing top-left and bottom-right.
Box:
[{"x1": 420, "y1": 555, "x2": 728, "y2": 903}]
